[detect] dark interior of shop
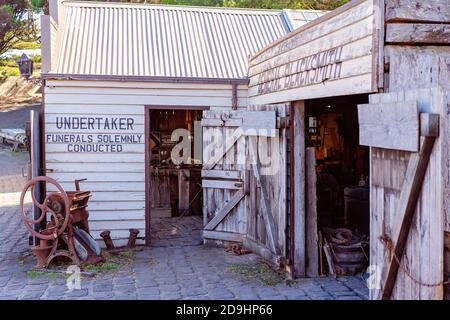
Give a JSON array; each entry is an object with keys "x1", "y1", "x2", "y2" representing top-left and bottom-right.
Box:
[{"x1": 306, "y1": 94, "x2": 370, "y2": 275}]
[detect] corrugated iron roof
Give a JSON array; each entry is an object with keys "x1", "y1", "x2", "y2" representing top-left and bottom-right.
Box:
[
  {"x1": 52, "y1": 1, "x2": 322, "y2": 79},
  {"x1": 282, "y1": 9, "x2": 327, "y2": 29}
]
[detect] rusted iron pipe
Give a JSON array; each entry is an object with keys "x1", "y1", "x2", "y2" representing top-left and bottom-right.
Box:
[
  {"x1": 100, "y1": 230, "x2": 115, "y2": 249},
  {"x1": 127, "y1": 229, "x2": 140, "y2": 248}
]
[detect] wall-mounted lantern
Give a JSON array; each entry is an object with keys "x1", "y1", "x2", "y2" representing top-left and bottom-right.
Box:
[{"x1": 16, "y1": 53, "x2": 34, "y2": 79}]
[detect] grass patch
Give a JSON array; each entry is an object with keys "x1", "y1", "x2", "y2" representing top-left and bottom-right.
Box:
[
  {"x1": 84, "y1": 262, "x2": 121, "y2": 273},
  {"x1": 83, "y1": 249, "x2": 137, "y2": 275},
  {"x1": 26, "y1": 270, "x2": 59, "y2": 280},
  {"x1": 118, "y1": 250, "x2": 135, "y2": 258},
  {"x1": 228, "y1": 263, "x2": 286, "y2": 286}
]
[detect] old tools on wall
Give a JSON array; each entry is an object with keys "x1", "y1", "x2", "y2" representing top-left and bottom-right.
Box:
[{"x1": 19, "y1": 176, "x2": 102, "y2": 268}]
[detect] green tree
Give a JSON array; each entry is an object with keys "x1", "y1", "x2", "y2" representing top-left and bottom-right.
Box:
[
  {"x1": 32, "y1": 0, "x2": 348, "y2": 10},
  {"x1": 31, "y1": 0, "x2": 48, "y2": 14},
  {"x1": 0, "y1": 0, "x2": 38, "y2": 55}
]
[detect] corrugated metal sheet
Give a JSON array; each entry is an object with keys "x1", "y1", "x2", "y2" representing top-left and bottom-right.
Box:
[
  {"x1": 54, "y1": 2, "x2": 321, "y2": 79},
  {"x1": 283, "y1": 9, "x2": 328, "y2": 29}
]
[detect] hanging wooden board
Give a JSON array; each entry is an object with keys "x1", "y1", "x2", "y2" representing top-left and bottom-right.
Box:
[
  {"x1": 358, "y1": 101, "x2": 419, "y2": 151},
  {"x1": 242, "y1": 111, "x2": 277, "y2": 137}
]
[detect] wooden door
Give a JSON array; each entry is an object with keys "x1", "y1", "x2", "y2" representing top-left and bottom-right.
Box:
[
  {"x1": 201, "y1": 110, "x2": 248, "y2": 243},
  {"x1": 358, "y1": 87, "x2": 447, "y2": 300},
  {"x1": 201, "y1": 107, "x2": 288, "y2": 267},
  {"x1": 244, "y1": 104, "x2": 290, "y2": 266}
]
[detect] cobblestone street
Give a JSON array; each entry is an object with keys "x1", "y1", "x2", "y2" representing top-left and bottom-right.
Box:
[{"x1": 0, "y1": 146, "x2": 369, "y2": 300}]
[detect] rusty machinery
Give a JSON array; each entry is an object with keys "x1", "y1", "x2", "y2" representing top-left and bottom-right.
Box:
[{"x1": 19, "y1": 176, "x2": 103, "y2": 268}]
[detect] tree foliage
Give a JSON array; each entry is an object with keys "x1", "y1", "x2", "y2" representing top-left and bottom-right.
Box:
[
  {"x1": 33, "y1": 0, "x2": 349, "y2": 10},
  {"x1": 0, "y1": 0, "x2": 40, "y2": 55}
]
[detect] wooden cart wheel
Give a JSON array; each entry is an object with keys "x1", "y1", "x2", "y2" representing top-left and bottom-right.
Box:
[{"x1": 19, "y1": 176, "x2": 71, "y2": 241}]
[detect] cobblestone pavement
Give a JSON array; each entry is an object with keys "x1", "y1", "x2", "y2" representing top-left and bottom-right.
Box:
[{"x1": 0, "y1": 146, "x2": 369, "y2": 300}]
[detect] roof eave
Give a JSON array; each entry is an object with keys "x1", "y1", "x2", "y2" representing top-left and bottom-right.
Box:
[{"x1": 42, "y1": 73, "x2": 250, "y2": 85}]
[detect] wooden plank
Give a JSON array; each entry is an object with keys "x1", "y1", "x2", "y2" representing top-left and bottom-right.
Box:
[
  {"x1": 203, "y1": 230, "x2": 243, "y2": 243},
  {"x1": 292, "y1": 101, "x2": 306, "y2": 277},
  {"x1": 202, "y1": 180, "x2": 243, "y2": 190},
  {"x1": 178, "y1": 169, "x2": 190, "y2": 215},
  {"x1": 89, "y1": 219, "x2": 146, "y2": 231},
  {"x1": 358, "y1": 101, "x2": 419, "y2": 151},
  {"x1": 48, "y1": 171, "x2": 145, "y2": 182},
  {"x1": 45, "y1": 92, "x2": 247, "y2": 108},
  {"x1": 382, "y1": 135, "x2": 438, "y2": 300},
  {"x1": 305, "y1": 147, "x2": 319, "y2": 277},
  {"x1": 385, "y1": 0, "x2": 450, "y2": 23},
  {"x1": 420, "y1": 113, "x2": 440, "y2": 137},
  {"x1": 201, "y1": 169, "x2": 241, "y2": 180},
  {"x1": 47, "y1": 181, "x2": 145, "y2": 192},
  {"x1": 386, "y1": 23, "x2": 450, "y2": 44},
  {"x1": 201, "y1": 118, "x2": 242, "y2": 127},
  {"x1": 248, "y1": 136, "x2": 280, "y2": 255},
  {"x1": 46, "y1": 163, "x2": 144, "y2": 173},
  {"x1": 45, "y1": 153, "x2": 145, "y2": 163},
  {"x1": 204, "y1": 190, "x2": 245, "y2": 231},
  {"x1": 242, "y1": 111, "x2": 276, "y2": 137},
  {"x1": 243, "y1": 236, "x2": 284, "y2": 266}
]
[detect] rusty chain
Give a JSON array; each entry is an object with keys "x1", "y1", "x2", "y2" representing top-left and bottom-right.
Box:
[{"x1": 379, "y1": 235, "x2": 450, "y2": 288}]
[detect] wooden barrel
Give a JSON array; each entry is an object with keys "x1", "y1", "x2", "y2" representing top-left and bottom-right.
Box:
[{"x1": 332, "y1": 242, "x2": 369, "y2": 275}]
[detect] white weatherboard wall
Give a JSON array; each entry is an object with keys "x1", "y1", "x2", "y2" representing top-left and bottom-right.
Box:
[{"x1": 44, "y1": 79, "x2": 248, "y2": 246}]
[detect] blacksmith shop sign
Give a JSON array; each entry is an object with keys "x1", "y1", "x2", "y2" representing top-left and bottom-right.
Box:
[
  {"x1": 248, "y1": 0, "x2": 380, "y2": 105},
  {"x1": 46, "y1": 116, "x2": 142, "y2": 153},
  {"x1": 256, "y1": 46, "x2": 344, "y2": 95}
]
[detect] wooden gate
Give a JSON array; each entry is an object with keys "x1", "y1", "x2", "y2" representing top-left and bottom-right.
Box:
[
  {"x1": 358, "y1": 87, "x2": 447, "y2": 300},
  {"x1": 202, "y1": 106, "x2": 290, "y2": 266},
  {"x1": 202, "y1": 110, "x2": 248, "y2": 243}
]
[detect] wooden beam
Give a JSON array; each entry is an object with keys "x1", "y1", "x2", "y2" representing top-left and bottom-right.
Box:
[
  {"x1": 204, "y1": 190, "x2": 245, "y2": 231},
  {"x1": 292, "y1": 101, "x2": 306, "y2": 277},
  {"x1": 203, "y1": 230, "x2": 243, "y2": 243},
  {"x1": 243, "y1": 236, "x2": 284, "y2": 266},
  {"x1": 420, "y1": 113, "x2": 440, "y2": 137},
  {"x1": 201, "y1": 169, "x2": 242, "y2": 180},
  {"x1": 202, "y1": 180, "x2": 243, "y2": 190},
  {"x1": 386, "y1": 23, "x2": 450, "y2": 44},
  {"x1": 306, "y1": 147, "x2": 319, "y2": 277},
  {"x1": 248, "y1": 136, "x2": 280, "y2": 255},
  {"x1": 381, "y1": 133, "x2": 438, "y2": 300},
  {"x1": 385, "y1": 0, "x2": 450, "y2": 23}
]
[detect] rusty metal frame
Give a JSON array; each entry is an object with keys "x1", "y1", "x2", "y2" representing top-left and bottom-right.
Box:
[{"x1": 144, "y1": 105, "x2": 210, "y2": 246}]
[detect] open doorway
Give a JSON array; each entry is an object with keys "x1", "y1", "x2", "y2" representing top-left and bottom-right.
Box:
[
  {"x1": 305, "y1": 94, "x2": 370, "y2": 276},
  {"x1": 145, "y1": 106, "x2": 208, "y2": 247}
]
